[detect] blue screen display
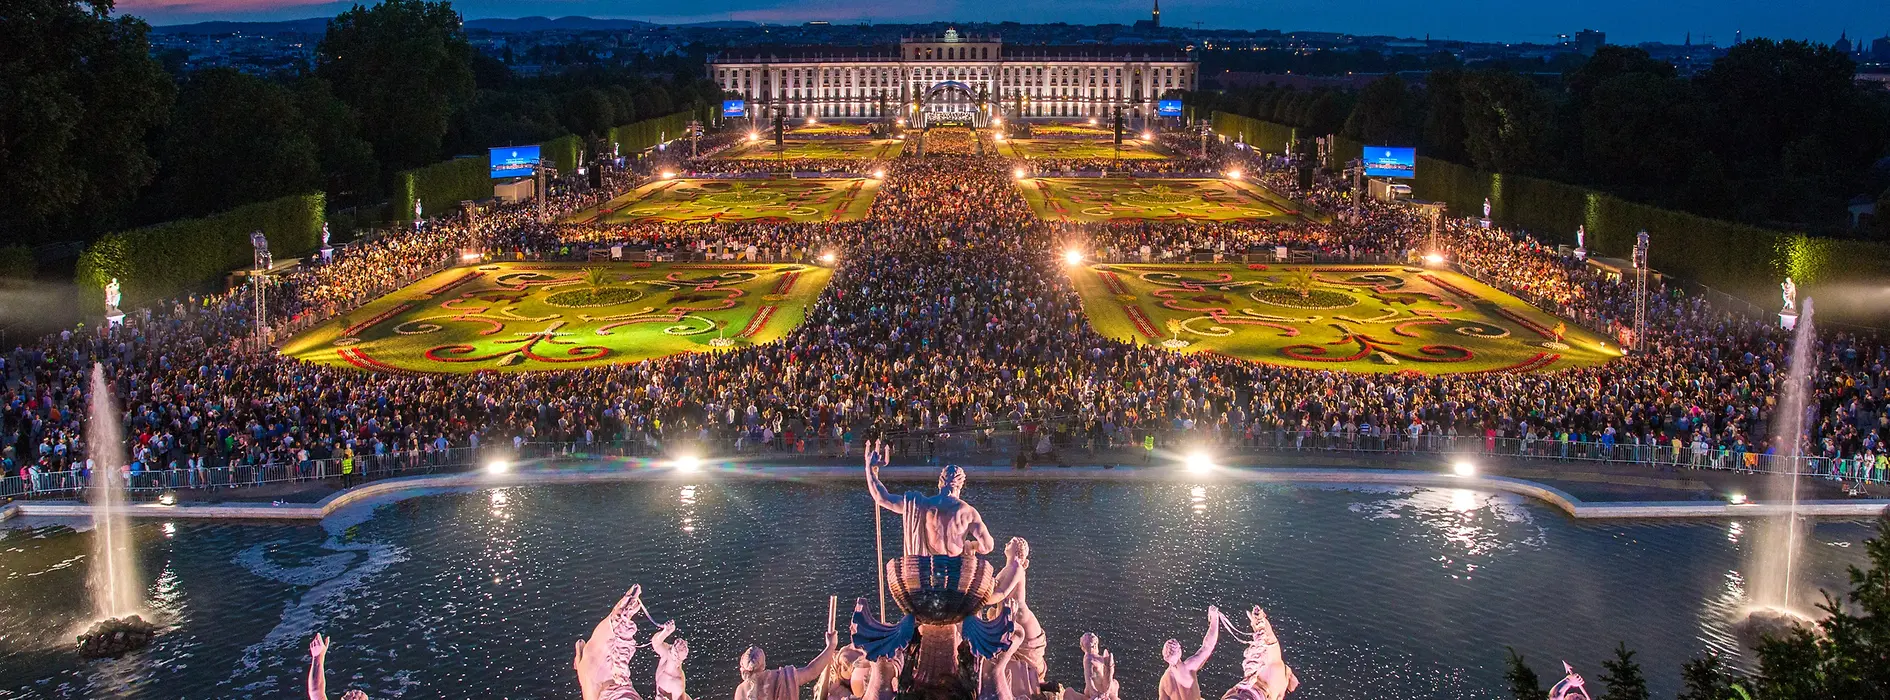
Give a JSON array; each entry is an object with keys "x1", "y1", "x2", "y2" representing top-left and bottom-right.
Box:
[
  {"x1": 1156, "y1": 100, "x2": 1183, "y2": 117},
  {"x1": 1363, "y1": 146, "x2": 1417, "y2": 179},
  {"x1": 489, "y1": 145, "x2": 540, "y2": 179},
  {"x1": 722, "y1": 99, "x2": 747, "y2": 117}
]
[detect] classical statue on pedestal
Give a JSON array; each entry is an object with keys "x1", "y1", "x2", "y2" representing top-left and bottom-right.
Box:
[
  {"x1": 865, "y1": 445, "x2": 994, "y2": 558},
  {"x1": 575, "y1": 586, "x2": 645, "y2": 700},
  {"x1": 984, "y1": 537, "x2": 1045, "y2": 699},
  {"x1": 733, "y1": 630, "x2": 840, "y2": 700},
  {"x1": 1159, "y1": 606, "x2": 1224, "y2": 700},
  {"x1": 1781, "y1": 277, "x2": 1798, "y2": 314},
  {"x1": 1219, "y1": 607, "x2": 1297, "y2": 700},
  {"x1": 1069, "y1": 633, "x2": 1119, "y2": 700},
  {"x1": 1548, "y1": 662, "x2": 1591, "y2": 700}
]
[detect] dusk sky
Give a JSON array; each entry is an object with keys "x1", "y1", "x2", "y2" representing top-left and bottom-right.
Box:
[{"x1": 119, "y1": 0, "x2": 1890, "y2": 47}]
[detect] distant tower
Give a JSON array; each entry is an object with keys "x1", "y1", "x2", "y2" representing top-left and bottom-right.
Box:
[
  {"x1": 1151, "y1": 0, "x2": 1160, "y2": 29},
  {"x1": 1835, "y1": 31, "x2": 1852, "y2": 55},
  {"x1": 1734, "y1": 29, "x2": 1742, "y2": 45}
]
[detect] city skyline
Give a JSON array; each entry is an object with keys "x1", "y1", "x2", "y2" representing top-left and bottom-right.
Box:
[{"x1": 120, "y1": 0, "x2": 1890, "y2": 47}]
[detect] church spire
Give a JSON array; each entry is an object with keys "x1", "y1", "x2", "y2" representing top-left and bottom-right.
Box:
[{"x1": 1151, "y1": 0, "x2": 1160, "y2": 29}]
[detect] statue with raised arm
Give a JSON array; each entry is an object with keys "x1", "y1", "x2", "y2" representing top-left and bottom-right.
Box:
[
  {"x1": 1220, "y1": 607, "x2": 1298, "y2": 700},
  {"x1": 1548, "y1": 662, "x2": 1591, "y2": 700},
  {"x1": 1482, "y1": 198, "x2": 1491, "y2": 219},
  {"x1": 576, "y1": 585, "x2": 645, "y2": 700},
  {"x1": 1159, "y1": 606, "x2": 1224, "y2": 700},
  {"x1": 864, "y1": 440, "x2": 993, "y2": 557},
  {"x1": 1067, "y1": 632, "x2": 1119, "y2": 700},
  {"x1": 1781, "y1": 277, "x2": 1797, "y2": 313},
  {"x1": 651, "y1": 619, "x2": 691, "y2": 700},
  {"x1": 985, "y1": 537, "x2": 1045, "y2": 699},
  {"x1": 308, "y1": 633, "x2": 369, "y2": 700},
  {"x1": 104, "y1": 278, "x2": 122, "y2": 312},
  {"x1": 733, "y1": 629, "x2": 841, "y2": 700}
]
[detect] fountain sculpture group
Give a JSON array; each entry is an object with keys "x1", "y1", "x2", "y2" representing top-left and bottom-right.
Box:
[{"x1": 557, "y1": 445, "x2": 1301, "y2": 700}]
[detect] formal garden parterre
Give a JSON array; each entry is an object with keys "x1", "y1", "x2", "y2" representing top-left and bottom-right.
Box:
[
  {"x1": 998, "y1": 138, "x2": 1170, "y2": 160},
  {"x1": 1069, "y1": 263, "x2": 1620, "y2": 375},
  {"x1": 281, "y1": 261, "x2": 832, "y2": 373},
  {"x1": 712, "y1": 138, "x2": 901, "y2": 161},
  {"x1": 1019, "y1": 177, "x2": 1307, "y2": 223},
  {"x1": 566, "y1": 177, "x2": 881, "y2": 225}
]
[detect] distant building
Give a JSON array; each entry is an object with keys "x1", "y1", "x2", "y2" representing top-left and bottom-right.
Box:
[
  {"x1": 1836, "y1": 32, "x2": 1852, "y2": 55},
  {"x1": 708, "y1": 27, "x2": 1197, "y2": 122},
  {"x1": 1575, "y1": 29, "x2": 1606, "y2": 56},
  {"x1": 1131, "y1": 0, "x2": 1160, "y2": 31}
]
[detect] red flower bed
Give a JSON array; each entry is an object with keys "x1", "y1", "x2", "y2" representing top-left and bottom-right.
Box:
[{"x1": 737, "y1": 305, "x2": 778, "y2": 338}]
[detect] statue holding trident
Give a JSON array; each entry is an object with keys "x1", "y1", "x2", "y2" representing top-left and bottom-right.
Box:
[{"x1": 856, "y1": 441, "x2": 1011, "y2": 690}]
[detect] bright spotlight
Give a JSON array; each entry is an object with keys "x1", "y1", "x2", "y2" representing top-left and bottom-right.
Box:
[
  {"x1": 1729, "y1": 493, "x2": 1750, "y2": 505},
  {"x1": 1063, "y1": 249, "x2": 1084, "y2": 266},
  {"x1": 995, "y1": 134, "x2": 1006, "y2": 142},
  {"x1": 1422, "y1": 252, "x2": 1446, "y2": 266},
  {"x1": 872, "y1": 168, "x2": 886, "y2": 179},
  {"x1": 1141, "y1": 131, "x2": 1154, "y2": 140},
  {"x1": 157, "y1": 491, "x2": 178, "y2": 506},
  {"x1": 660, "y1": 171, "x2": 676, "y2": 179},
  {"x1": 1225, "y1": 169, "x2": 1243, "y2": 180},
  {"x1": 1185, "y1": 451, "x2": 1214, "y2": 473},
  {"x1": 1088, "y1": 117, "x2": 1098, "y2": 125},
  {"x1": 819, "y1": 252, "x2": 837, "y2": 265},
  {"x1": 1013, "y1": 167, "x2": 1027, "y2": 179},
  {"x1": 1452, "y1": 460, "x2": 1476, "y2": 477},
  {"x1": 747, "y1": 131, "x2": 760, "y2": 141},
  {"x1": 674, "y1": 454, "x2": 702, "y2": 472},
  {"x1": 486, "y1": 459, "x2": 512, "y2": 475},
  {"x1": 993, "y1": 117, "x2": 1004, "y2": 125}
]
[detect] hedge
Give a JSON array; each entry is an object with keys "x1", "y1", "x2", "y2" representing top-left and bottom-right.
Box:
[
  {"x1": 607, "y1": 109, "x2": 703, "y2": 157},
  {"x1": 1206, "y1": 113, "x2": 1890, "y2": 323},
  {"x1": 393, "y1": 157, "x2": 491, "y2": 223},
  {"x1": 1210, "y1": 112, "x2": 1296, "y2": 153},
  {"x1": 538, "y1": 133, "x2": 582, "y2": 174},
  {"x1": 0, "y1": 246, "x2": 33, "y2": 281},
  {"x1": 75, "y1": 192, "x2": 324, "y2": 312}
]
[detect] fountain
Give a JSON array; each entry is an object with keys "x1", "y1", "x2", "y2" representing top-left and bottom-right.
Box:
[
  {"x1": 75, "y1": 363, "x2": 156, "y2": 658},
  {"x1": 1738, "y1": 298, "x2": 1818, "y2": 641}
]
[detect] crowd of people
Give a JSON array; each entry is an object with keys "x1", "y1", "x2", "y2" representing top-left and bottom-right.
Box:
[{"x1": 5, "y1": 126, "x2": 1890, "y2": 499}]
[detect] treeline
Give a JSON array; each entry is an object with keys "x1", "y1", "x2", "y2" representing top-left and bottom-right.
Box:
[
  {"x1": 1192, "y1": 40, "x2": 1890, "y2": 238},
  {"x1": 0, "y1": 0, "x2": 721, "y2": 250}
]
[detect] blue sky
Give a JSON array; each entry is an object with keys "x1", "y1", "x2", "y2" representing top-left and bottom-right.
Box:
[{"x1": 124, "y1": 0, "x2": 1890, "y2": 47}]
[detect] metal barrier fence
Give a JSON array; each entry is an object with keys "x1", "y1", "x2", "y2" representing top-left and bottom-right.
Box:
[{"x1": 4, "y1": 428, "x2": 1880, "y2": 506}]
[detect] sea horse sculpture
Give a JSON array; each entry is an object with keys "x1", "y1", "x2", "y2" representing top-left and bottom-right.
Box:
[{"x1": 1220, "y1": 607, "x2": 1298, "y2": 700}]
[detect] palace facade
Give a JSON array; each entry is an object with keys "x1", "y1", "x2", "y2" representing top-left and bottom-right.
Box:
[{"x1": 707, "y1": 28, "x2": 1197, "y2": 123}]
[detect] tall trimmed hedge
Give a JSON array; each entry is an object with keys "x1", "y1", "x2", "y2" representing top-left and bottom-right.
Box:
[
  {"x1": 538, "y1": 133, "x2": 582, "y2": 174},
  {"x1": 1211, "y1": 112, "x2": 1295, "y2": 153},
  {"x1": 75, "y1": 192, "x2": 324, "y2": 312},
  {"x1": 393, "y1": 157, "x2": 491, "y2": 223},
  {"x1": 607, "y1": 110, "x2": 697, "y2": 156},
  {"x1": 1213, "y1": 112, "x2": 1890, "y2": 323}
]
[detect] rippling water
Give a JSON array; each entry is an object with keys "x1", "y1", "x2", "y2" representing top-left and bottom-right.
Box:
[{"x1": 0, "y1": 479, "x2": 1873, "y2": 699}]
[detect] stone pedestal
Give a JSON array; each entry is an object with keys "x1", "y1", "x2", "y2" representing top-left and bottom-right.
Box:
[{"x1": 1780, "y1": 310, "x2": 1799, "y2": 331}]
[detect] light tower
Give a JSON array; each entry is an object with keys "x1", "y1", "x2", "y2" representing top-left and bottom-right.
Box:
[
  {"x1": 249, "y1": 230, "x2": 272, "y2": 352},
  {"x1": 1632, "y1": 230, "x2": 1649, "y2": 352}
]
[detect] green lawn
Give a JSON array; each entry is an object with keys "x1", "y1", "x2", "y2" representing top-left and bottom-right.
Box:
[
  {"x1": 1020, "y1": 177, "x2": 1306, "y2": 223},
  {"x1": 565, "y1": 178, "x2": 881, "y2": 225},
  {"x1": 714, "y1": 138, "x2": 901, "y2": 160},
  {"x1": 786, "y1": 123, "x2": 874, "y2": 136},
  {"x1": 1069, "y1": 263, "x2": 1621, "y2": 375},
  {"x1": 282, "y1": 262, "x2": 833, "y2": 373},
  {"x1": 1028, "y1": 123, "x2": 1114, "y2": 136},
  {"x1": 999, "y1": 139, "x2": 1169, "y2": 160}
]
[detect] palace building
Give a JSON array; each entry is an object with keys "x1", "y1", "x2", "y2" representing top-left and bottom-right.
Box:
[{"x1": 707, "y1": 27, "x2": 1197, "y2": 124}]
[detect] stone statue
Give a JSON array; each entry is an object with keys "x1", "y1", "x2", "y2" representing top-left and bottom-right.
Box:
[
  {"x1": 818, "y1": 647, "x2": 867, "y2": 700},
  {"x1": 414, "y1": 199, "x2": 424, "y2": 220},
  {"x1": 864, "y1": 440, "x2": 993, "y2": 557},
  {"x1": 1159, "y1": 606, "x2": 1224, "y2": 700},
  {"x1": 651, "y1": 619, "x2": 690, "y2": 700},
  {"x1": 321, "y1": 223, "x2": 331, "y2": 249},
  {"x1": 307, "y1": 633, "x2": 369, "y2": 700},
  {"x1": 1219, "y1": 607, "x2": 1298, "y2": 700},
  {"x1": 733, "y1": 629, "x2": 841, "y2": 700},
  {"x1": 1482, "y1": 198, "x2": 1491, "y2": 219},
  {"x1": 1781, "y1": 277, "x2": 1797, "y2": 313},
  {"x1": 1548, "y1": 662, "x2": 1591, "y2": 700},
  {"x1": 103, "y1": 278, "x2": 122, "y2": 312},
  {"x1": 576, "y1": 586, "x2": 645, "y2": 700},
  {"x1": 985, "y1": 537, "x2": 1045, "y2": 699},
  {"x1": 1069, "y1": 633, "x2": 1119, "y2": 700}
]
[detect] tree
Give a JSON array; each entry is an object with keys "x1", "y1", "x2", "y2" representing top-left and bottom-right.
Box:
[
  {"x1": 1598, "y1": 643, "x2": 1648, "y2": 700},
  {"x1": 148, "y1": 68, "x2": 322, "y2": 220},
  {"x1": 1419, "y1": 70, "x2": 1471, "y2": 164},
  {"x1": 1504, "y1": 647, "x2": 1547, "y2": 700},
  {"x1": 0, "y1": 0, "x2": 172, "y2": 243},
  {"x1": 317, "y1": 0, "x2": 475, "y2": 175},
  {"x1": 1343, "y1": 75, "x2": 1418, "y2": 146},
  {"x1": 1676, "y1": 655, "x2": 1732, "y2": 700},
  {"x1": 1459, "y1": 70, "x2": 1556, "y2": 175},
  {"x1": 294, "y1": 76, "x2": 382, "y2": 207}
]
